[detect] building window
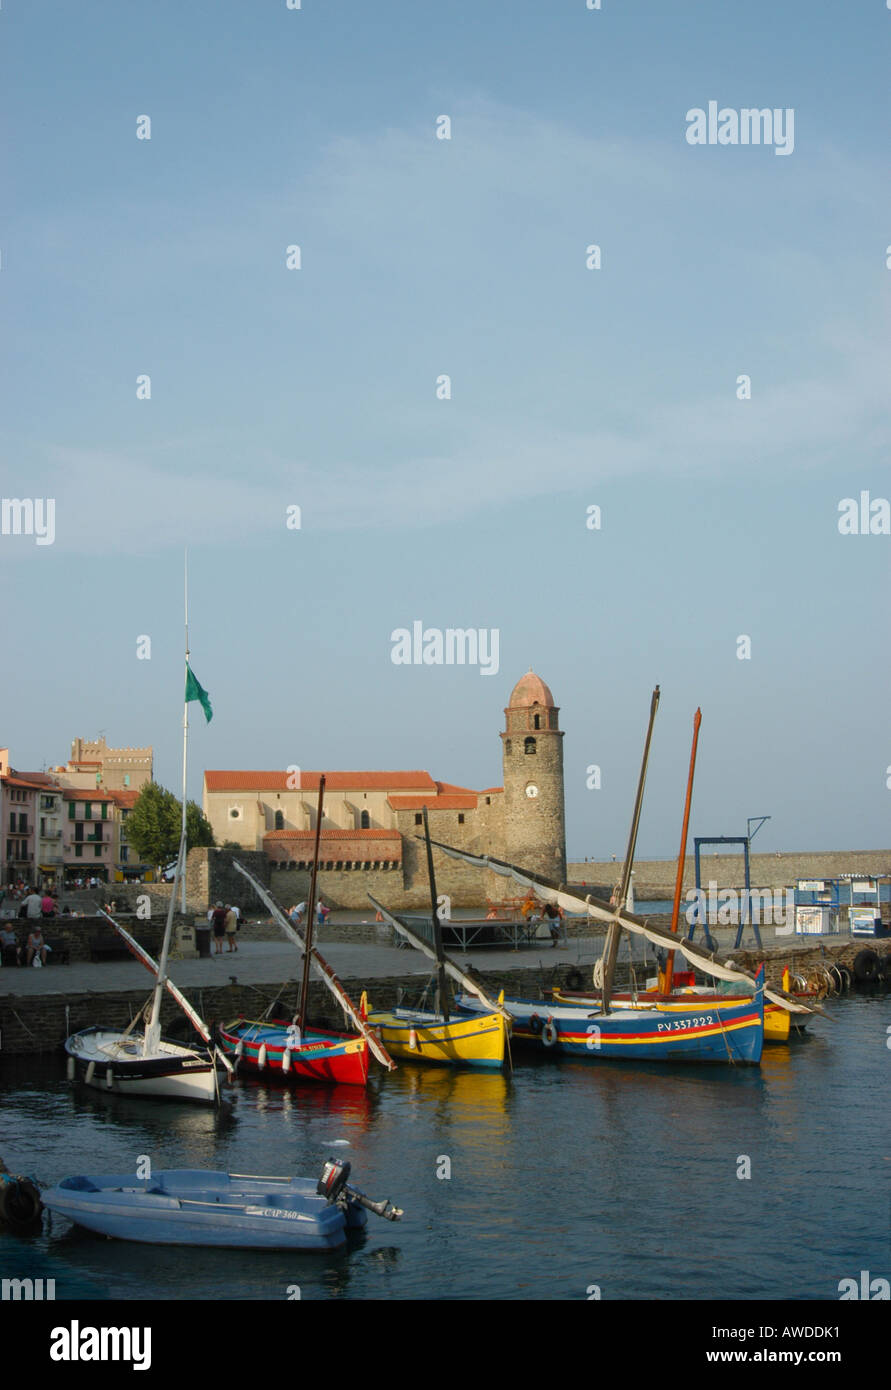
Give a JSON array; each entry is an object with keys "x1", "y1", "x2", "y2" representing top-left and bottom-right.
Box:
[
  {"x1": 414, "y1": 814, "x2": 422, "y2": 826},
  {"x1": 274, "y1": 810, "x2": 284, "y2": 830},
  {"x1": 486, "y1": 796, "x2": 491, "y2": 805},
  {"x1": 75, "y1": 845, "x2": 83, "y2": 858},
  {"x1": 505, "y1": 739, "x2": 512, "y2": 756},
  {"x1": 94, "y1": 845, "x2": 103, "y2": 857},
  {"x1": 533, "y1": 713, "x2": 541, "y2": 730},
  {"x1": 458, "y1": 814, "x2": 465, "y2": 824},
  {"x1": 524, "y1": 737, "x2": 536, "y2": 755},
  {"x1": 360, "y1": 811, "x2": 370, "y2": 829},
  {"x1": 68, "y1": 801, "x2": 76, "y2": 820},
  {"x1": 84, "y1": 803, "x2": 92, "y2": 819},
  {"x1": 229, "y1": 808, "x2": 241, "y2": 819}
]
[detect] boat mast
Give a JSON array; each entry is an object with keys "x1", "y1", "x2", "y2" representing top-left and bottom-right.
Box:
[
  {"x1": 663, "y1": 708, "x2": 701, "y2": 995},
  {"x1": 422, "y1": 805, "x2": 449, "y2": 1023},
  {"x1": 144, "y1": 556, "x2": 189, "y2": 1056},
  {"x1": 180, "y1": 551, "x2": 189, "y2": 914},
  {"x1": 600, "y1": 685, "x2": 660, "y2": 1015},
  {"x1": 297, "y1": 776, "x2": 326, "y2": 1033}
]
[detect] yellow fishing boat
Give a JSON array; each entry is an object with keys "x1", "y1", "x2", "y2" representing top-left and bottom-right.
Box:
[{"x1": 363, "y1": 994, "x2": 509, "y2": 1069}]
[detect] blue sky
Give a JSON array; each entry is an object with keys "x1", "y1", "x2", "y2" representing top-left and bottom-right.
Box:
[{"x1": 2, "y1": 1, "x2": 889, "y2": 859}]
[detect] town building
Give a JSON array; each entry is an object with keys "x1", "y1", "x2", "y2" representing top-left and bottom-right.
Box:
[
  {"x1": 202, "y1": 670, "x2": 566, "y2": 908},
  {"x1": 49, "y1": 737, "x2": 153, "y2": 793}
]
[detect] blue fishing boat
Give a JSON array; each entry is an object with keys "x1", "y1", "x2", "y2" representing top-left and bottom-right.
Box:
[
  {"x1": 41, "y1": 1161, "x2": 402, "y2": 1251},
  {"x1": 456, "y1": 969, "x2": 764, "y2": 1064}
]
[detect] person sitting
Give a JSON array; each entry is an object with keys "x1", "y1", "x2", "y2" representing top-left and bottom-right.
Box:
[
  {"x1": 0, "y1": 924, "x2": 21, "y2": 967},
  {"x1": 26, "y1": 925, "x2": 48, "y2": 966},
  {"x1": 41, "y1": 892, "x2": 56, "y2": 919}
]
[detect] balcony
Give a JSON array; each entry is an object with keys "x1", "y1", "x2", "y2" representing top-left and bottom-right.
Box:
[{"x1": 41, "y1": 829, "x2": 63, "y2": 839}]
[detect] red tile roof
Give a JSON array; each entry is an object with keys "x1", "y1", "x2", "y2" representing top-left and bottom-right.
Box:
[
  {"x1": 205, "y1": 771, "x2": 437, "y2": 793},
  {"x1": 1, "y1": 776, "x2": 45, "y2": 791},
  {"x1": 434, "y1": 781, "x2": 477, "y2": 796},
  {"x1": 389, "y1": 795, "x2": 478, "y2": 810},
  {"x1": 109, "y1": 790, "x2": 140, "y2": 807},
  {"x1": 62, "y1": 789, "x2": 113, "y2": 802}
]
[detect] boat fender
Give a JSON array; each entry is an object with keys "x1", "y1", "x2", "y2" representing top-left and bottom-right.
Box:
[
  {"x1": 105, "y1": 1066, "x2": 114, "y2": 1090},
  {"x1": 282, "y1": 1048, "x2": 292, "y2": 1074},
  {"x1": 66, "y1": 1057, "x2": 75, "y2": 1083},
  {"x1": 0, "y1": 1175, "x2": 42, "y2": 1231},
  {"x1": 852, "y1": 949, "x2": 879, "y2": 983},
  {"x1": 85, "y1": 1061, "x2": 96, "y2": 1085},
  {"x1": 235, "y1": 1039, "x2": 244, "y2": 1059},
  {"x1": 542, "y1": 1018, "x2": 558, "y2": 1048},
  {"x1": 408, "y1": 1026, "x2": 418, "y2": 1051},
  {"x1": 565, "y1": 969, "x2": 585, "y2": 991},
  {"x1": 258, "y1": 1044, "x2": 267, "y2": 1070},
  {"x1": 529, "y1": 1014, "x2": 543, "y2": 1035}
]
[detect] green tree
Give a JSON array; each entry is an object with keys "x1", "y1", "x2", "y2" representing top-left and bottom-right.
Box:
[{"x1": 126, "y1": 782, "x2": 215, "y2": 866}]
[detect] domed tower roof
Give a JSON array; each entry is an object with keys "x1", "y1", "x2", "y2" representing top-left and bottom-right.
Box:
[{"x1": 508, "y1": 669, "x2": 556, "y2": 709}]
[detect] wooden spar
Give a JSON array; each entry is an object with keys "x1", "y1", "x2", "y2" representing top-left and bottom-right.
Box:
[
  {"x1": 231, "y1": 860, "x2": 397, "y2": 1069},
  {"x1": 297, "y1": 776, "x2": 326, "y2": 1034},
  {"x1": 663, "y1": 708, "x2": 702, "y2": 995},
  {"x1": 368, "y1": 894, "x2": 511, "y2": 1017},
  {"x1": 600, "y1": 685, "x2": 660, "y2": 1016},
  {"x1": 102, "y1": 910, "x2": 234, "y2": 1077},
  {"x1": 421, "y1": 838, "x2": 820, "y2": 1015},
  {"x1": 422, "y1": 806, "x2": 449, "y2": 1023}
]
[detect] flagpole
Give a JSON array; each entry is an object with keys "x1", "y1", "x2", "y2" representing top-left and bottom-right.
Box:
[{"x1": 181, "y1": 550, "x2": 189, "y2": 914}]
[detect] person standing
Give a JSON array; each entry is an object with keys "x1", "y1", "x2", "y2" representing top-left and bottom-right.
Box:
[
  {"x1": 211, "y1": 901, "x2": 227, "y2": 955},
  {"x1": 224, "y1": 904, "x2": 238, "y2": 952}
]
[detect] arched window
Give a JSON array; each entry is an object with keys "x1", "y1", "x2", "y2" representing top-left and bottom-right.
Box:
[
  {"x1": 505, "y1": 738, "x2": 512, "y2": 756},
  {"x1": 533, "y1": 713, "x2": 541, "y2": 730},
  {"x1": 524, "y1": 736, "x2": 536, "y2": 755},
  {"x1": 360, "y1": 810, "x2": 370, "y2": 829},
  {"x1": 274, "y1": 810, "x2": 284, "y2": 830}
]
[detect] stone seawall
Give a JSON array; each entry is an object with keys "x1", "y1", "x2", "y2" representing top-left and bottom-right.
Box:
[
  {"x1": 570, "y1": 849, "x2": 890, "y2": 896},
  {"x1": 1, "y1": 937, "x2": 887, "y2": 1056}
]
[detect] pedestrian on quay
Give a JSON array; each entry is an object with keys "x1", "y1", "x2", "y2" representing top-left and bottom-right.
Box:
[
  {"x1": 41, "y1": 891, "x2": 56, "y2": 919},
  {"x1": 289, "y1": 902, "x2": 305, "y2": 926},
  {"x1": 26, "y1": 924, "x2": 48, "y2": 967},
  {"x1": 224, "y1": 904, "x2": 238, "y2": 952},
  {"x1": 211, "y1": 902, "x2": 227, "y2": 955},
  {"x1": 22, "y1": 888, "x2": 43, "y2": 920},
  {"x1": 0, "y1": 923, "x2": 21, "y2": 967}
]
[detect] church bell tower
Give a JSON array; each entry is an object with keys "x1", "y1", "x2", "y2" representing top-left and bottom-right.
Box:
[{"x1": 500, "y1": 670, "x2": 566, "y2": 886}]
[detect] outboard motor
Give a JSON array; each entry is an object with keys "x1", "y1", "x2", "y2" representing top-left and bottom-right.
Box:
[
  {"x1": 317, "y1": 1159, "x2": 351, "y2": 1203},
  {"x1": 317, "y1": 1158, "x2": 403, "y2": 1222}
]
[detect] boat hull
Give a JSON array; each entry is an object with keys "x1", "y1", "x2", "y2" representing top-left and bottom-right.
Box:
[
  {"x1": 552, "y1": 987, "x2": 792, "y2": 1043},
  {"x1": 217, "y1": 1019, "x2": 369, "y2": 1086},
  {"x1": 65, "y1": 1028, "x2": 217, "y2": 1104},
  {"x1": 456, "y1": 993, "x2": 763, "y2": 1064},
  {"x1": 366, "y1": 1007, "x2": 508, "y2": 1069},
  {"x1": 41, "y1": 1170, "x2": 366, "y2": 1251}
]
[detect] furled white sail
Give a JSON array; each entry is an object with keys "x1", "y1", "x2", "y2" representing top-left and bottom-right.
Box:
[
  {"x1": 232, "y1": 861, "x2": 397, "y2": 1069},
  {"x1": 423, "y1": 838, "x2": 815, "y2": 1015},
  {"x1": 103, "y1": 910, "x2": 235, "y2": 1076},
  {"x1": 367, "y1": 895, "x2": 510, "y2": 1018}
]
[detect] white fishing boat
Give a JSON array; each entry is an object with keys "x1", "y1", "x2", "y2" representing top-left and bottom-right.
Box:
[{"x1": 66, "y1": 558, "x2": 230, "y2": 1105}]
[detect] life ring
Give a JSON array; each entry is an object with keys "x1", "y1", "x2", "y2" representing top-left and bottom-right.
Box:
[
  {"x1": 852, "y1": 949, "x2": 879, "y2": 983},
  {"x1": 565, "y1": 969, "x2": 585, "y2": 992},
  {"x1": 0, "y1": 1175, "x2": 42, "y2": 1231},
  {"x1": 529, "y1": 1013, "x2": 543, "y2": 1035},
  {"x1": 542, "y1": 1018, "x2": 558, "y2": 1048}
]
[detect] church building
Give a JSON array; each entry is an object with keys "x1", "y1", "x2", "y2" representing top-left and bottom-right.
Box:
[{"x1": 202, "y1": 671, "x2": 566, "y2": 909}]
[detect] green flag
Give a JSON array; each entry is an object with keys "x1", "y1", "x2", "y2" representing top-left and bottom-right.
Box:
[{"x1": 185, "y1": 663, "x2": 213, "y2": 723}]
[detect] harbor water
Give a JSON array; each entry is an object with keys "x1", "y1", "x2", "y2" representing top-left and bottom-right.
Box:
[{"x1": 1, "y1": 991, "x2": 889, "y2": 1301}]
